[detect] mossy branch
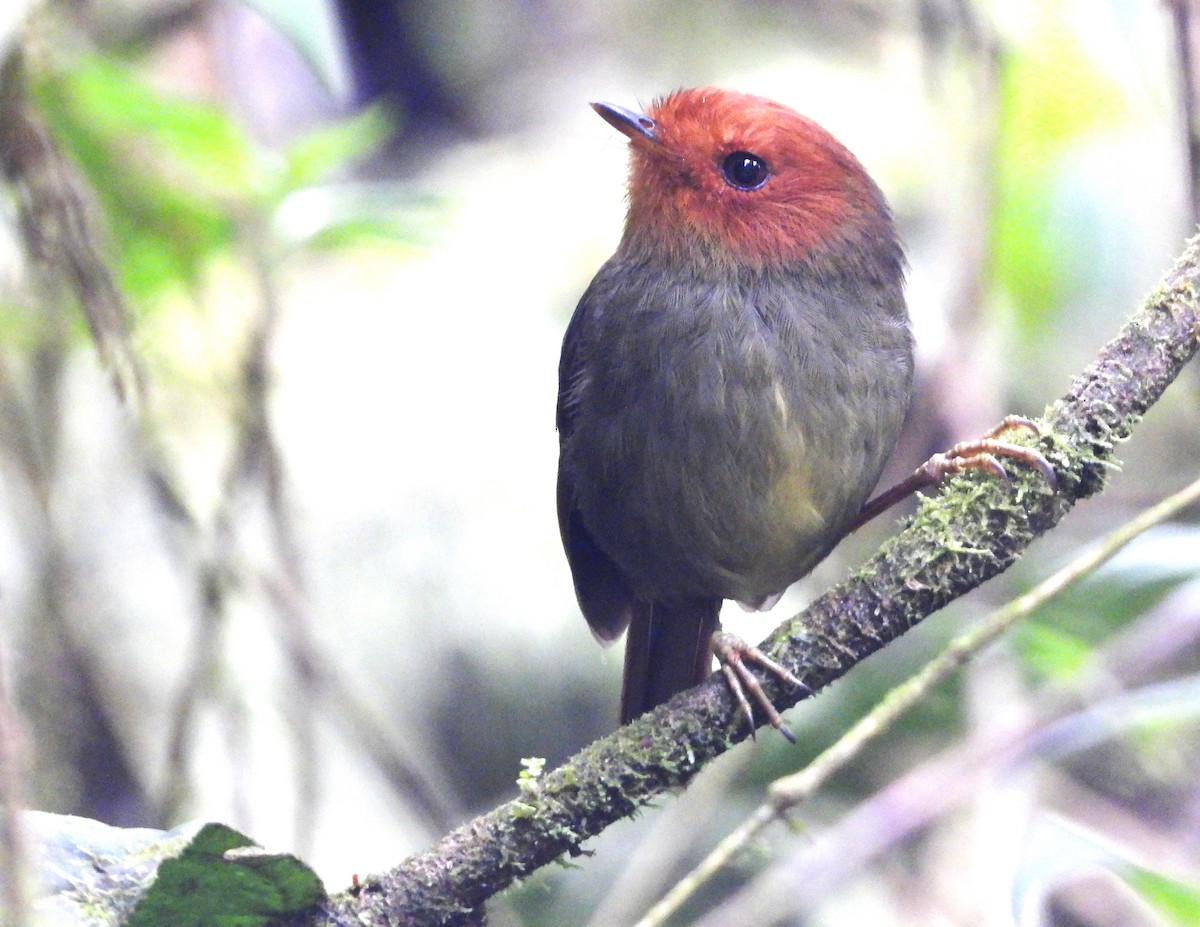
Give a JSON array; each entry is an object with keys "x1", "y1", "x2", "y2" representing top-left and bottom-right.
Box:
[{"x1": 295, "y1": 236, "x2": 1200, "y2": 927}]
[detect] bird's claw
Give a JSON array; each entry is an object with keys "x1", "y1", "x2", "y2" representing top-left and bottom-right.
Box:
[
  {"x1": 851, "y1": 415, "x2": 1056, "y2": 531},
  {"x1": 712, "y1": 631, "x2": 807, "y2": 743},
  {"x1": 918, "y1": 415, "x2": 1057, "y2": 490}
]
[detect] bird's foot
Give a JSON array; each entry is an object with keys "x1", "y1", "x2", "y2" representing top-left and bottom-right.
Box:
[
  {"x1": 853, "y1": 415, "x2": 1057, "y2": 529},
  {"x1": 712, "y1": 631, "x2": 806, "y2": 743},
  {"x1": 914, "y1": 415, "x2": 1058, "y2": 487}
]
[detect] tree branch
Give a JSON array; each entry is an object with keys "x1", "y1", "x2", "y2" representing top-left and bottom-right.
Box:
[
  {"x1": 636, "y1": 471, "x2": 1200, "y2": 927},
  {"x1": 297, "y1": 235, "x2": 1200, "y2": 927}
]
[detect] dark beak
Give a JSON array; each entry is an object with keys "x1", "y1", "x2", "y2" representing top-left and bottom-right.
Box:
[{"x1": 591, "y1": 101, "x2": 659, "y2": 146}]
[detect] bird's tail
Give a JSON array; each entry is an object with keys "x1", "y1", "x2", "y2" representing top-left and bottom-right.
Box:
[{"x1": 620, "y1": 597, "x2": 722, "y2": 724}]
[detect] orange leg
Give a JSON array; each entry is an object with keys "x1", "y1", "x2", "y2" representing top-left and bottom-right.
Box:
[
  {"x1": 712, "y1": 630, "x2": 807, "y2": 742},
  {"x1": 852, "y1": 415, "x2": 1057, "y2": 532}
]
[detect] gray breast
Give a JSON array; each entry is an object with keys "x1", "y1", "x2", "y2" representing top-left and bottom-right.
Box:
[{"x1": 564, "y1": 257, "x2": 912, "y2": 604}]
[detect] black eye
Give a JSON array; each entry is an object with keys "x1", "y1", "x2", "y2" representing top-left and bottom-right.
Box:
[{"x1": 721, "y1": 151, "x2": 769, "y2": 190}]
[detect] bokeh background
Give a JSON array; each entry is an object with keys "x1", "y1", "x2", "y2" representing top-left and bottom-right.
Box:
[{"x1": 2, "y1": 0, "x2": 1199, "y2": 924}]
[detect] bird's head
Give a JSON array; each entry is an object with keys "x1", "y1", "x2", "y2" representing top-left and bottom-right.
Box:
[{"x1": 593, "y1": 87, "x2": 900, "y2": 276}]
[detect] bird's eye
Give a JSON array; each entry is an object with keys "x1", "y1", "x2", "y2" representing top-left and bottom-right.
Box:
[{"x1": 720, "y1": 151, "x2": 769, "y2": 190}]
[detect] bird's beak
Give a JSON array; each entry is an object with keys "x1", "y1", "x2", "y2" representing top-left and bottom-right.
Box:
[{"x1": 591, "y1": 101, "x2": 660, "y2": 148}]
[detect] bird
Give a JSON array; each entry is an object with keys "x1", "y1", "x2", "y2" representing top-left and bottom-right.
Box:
[
  {"x1": 556, "y1": 88, "x2": 1056, "y2": 737},
  {"x1": 556, "y1": 87, "x2": 914, "y2": 736}
]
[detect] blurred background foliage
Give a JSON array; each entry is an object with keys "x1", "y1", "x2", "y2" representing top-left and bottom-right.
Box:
[{"x1": 1, "y1": 0, "x2": 1199, "y2": 925}]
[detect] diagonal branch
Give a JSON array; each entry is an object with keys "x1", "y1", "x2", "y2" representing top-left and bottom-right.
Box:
[
  {"x1": 637, "y1": 472, "x2": 1200, "y2": 927},
  {"x1": 297, "y1": 235, "x2": 1200, "y2": 927}
]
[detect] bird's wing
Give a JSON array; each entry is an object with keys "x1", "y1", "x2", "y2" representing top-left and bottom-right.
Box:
[
  {"x1": 556, "y1": 476, "x2": 637, "y2": 641},
  {"x1": 556, "y1": 282, "x2": 637, "y2": 641},
  {"x1": 555, "y1": 280, "x2": 592, "y2": 437}
]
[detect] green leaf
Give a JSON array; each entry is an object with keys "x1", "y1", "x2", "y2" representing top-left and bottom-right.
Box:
[
  {"x1": 33, "y1": 58, "x2": 252, "y2": 300},
  {"x1": 1013, "y1": 621, "x2": 1092, "y2": 680},
  {"x1": 272, "y1": 185, "x2": 443, "y2": 254},
  {"x1": 38, "y1": 57, "x2": 259, "y2": 197},
  {"x1": 274, "y1": 106, "x2": 393, "y2": 198},
  {"x1": 301, "y1": 214, "x2": 418, "y2": 250},
  {"x1": 1124, "y1": 866, "x2": 1200, "y2": 927},
  {"x1": 990, "y1": 8, "x2": 1129, "y2": 332},
  {"x1": 123, "y1": 823, "x2": 325, "y2": 927}
]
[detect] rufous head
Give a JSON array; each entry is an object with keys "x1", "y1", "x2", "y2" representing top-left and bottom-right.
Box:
[{"x1": 592, "y1": 88, "x2": 900, "y2": 273}]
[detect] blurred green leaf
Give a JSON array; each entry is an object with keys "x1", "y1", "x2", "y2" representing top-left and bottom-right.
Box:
[
  {"x1": 1011, "y1": 537, "x2": 1190, "y2": 659},
  {"x1": 62, "y1": 59, "x2": 259, "y2": 194},
  {"x1": 274, "y1": 105, "x2": 392, "y2": 199},
  {"x1": 33, "y1": 56, "x2": 401, "y2": 303},
  {"x1": 1013, "y1": 621, "x2": 1092, "y2": 680},
  {"x1": 991, "y1": 7, "x2": 1128, "y2": 332},
  {"x1": 33, "y1": 57, "x2": 251, "y2": 301},
  {"x1": 272, "y1": 185, "x2": 441, "y2": 255},
  {"x1": 1125, "y1": 866, "x2": 1200, "y2": 927},
  {"x1": 303, "y1": 214, "x2": 419, "y2": 250}
]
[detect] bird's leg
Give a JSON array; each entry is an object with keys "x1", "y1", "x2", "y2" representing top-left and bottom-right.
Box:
[
  {"x1": 713, "y1": 417, "x2": 1053, "y2": 741},
  {"x1": 712, "y1": 630, "x2": 807, "y2": 743},
  {"x1": 850, "y1": 415, "x2": 1057, "y2": 532}
]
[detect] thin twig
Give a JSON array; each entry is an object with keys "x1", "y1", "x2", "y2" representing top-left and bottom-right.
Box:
[
  {"x1": 634, "y1": 472, "x2": 1200, "y2": 927},
  {"x1": 692, "y1": 677, "x2": 1200, "y2": 927}
]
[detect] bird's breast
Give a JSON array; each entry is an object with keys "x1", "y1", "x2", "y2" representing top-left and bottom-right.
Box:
[{"x1": 565, "y1": 259, "x2": 912, "y2": 603}]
